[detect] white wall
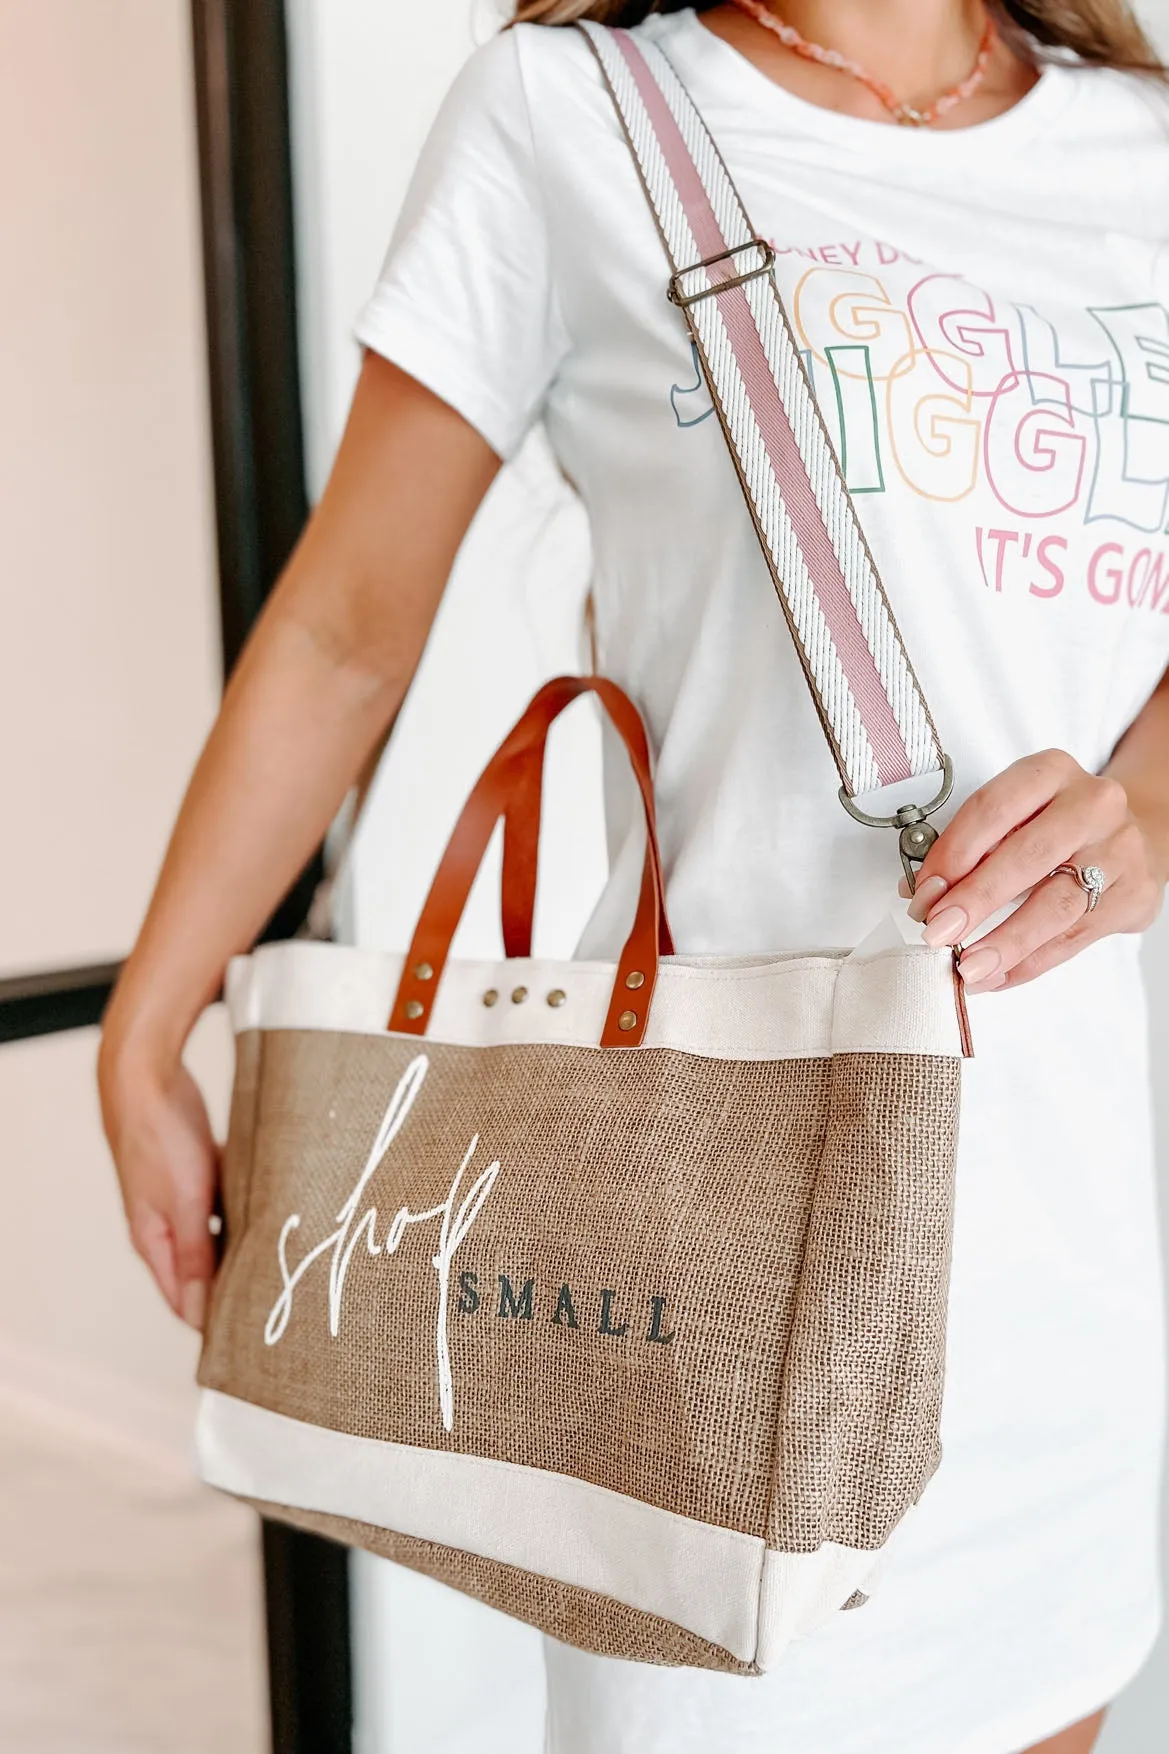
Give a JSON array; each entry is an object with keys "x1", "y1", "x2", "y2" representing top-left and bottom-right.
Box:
[
  {"x1": 0, "y1": 0, "x2": 222, "y2": 974},
  {"x1": 0, "y1": 0, "x2": 217, "y2": 1522},
  {"x1": 287, "y1": 4, "x2": 1169, "y2": 1750},
  {"x1": 0, "y1": 3, "x2": 265, "y2": 1746}
]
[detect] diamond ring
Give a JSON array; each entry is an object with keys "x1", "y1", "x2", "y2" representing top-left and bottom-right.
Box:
[{"x1": 1049, "y1": 862, "x2": 1107, "y2": 913}]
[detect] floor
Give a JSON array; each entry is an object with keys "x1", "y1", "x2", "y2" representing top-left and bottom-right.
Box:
[{"x1": 0, "y1": 1392, "x2": 267, "y2": 1753}]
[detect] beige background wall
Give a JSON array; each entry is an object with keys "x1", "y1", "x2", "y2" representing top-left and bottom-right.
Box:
[
  {"x1": 0, "y1": 3, "x2": 263, "y2": 1747},
  {"x1": 0, "y1": 0, "x2": 223, "y2": 974}
]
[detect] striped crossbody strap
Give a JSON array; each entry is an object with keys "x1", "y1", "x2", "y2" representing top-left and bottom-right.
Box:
[{"x1": 579, "y1": 21, "x2": 952, "y2": 833}]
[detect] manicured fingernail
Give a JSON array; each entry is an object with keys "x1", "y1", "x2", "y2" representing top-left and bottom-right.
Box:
[
  {"x1": 180, "y1": 1281, "x2": 207, "y2": 1333},
  {"x1": 922, "y1": 904, "x2": 968, "y2": 947},
  {"x1": 965, "y1": 972, "x2": 1008, "y2": 995},
  {"x1": 907, "y1": 874, "x2": 948, "y2": 923},
  {"x1": 958, "y1": 946, "x2": 1001, "y2": 987}
]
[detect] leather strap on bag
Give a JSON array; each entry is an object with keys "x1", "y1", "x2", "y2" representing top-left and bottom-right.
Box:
[
  {"x1": 388, "y1": 676, "x2": 672, "y2": 1046},
  {"x1": 579, "y1": 22, "x2": 954, "y2": 861},
  {"x1": 498, "y1": 711, "x2": 671, "y2": 959},
  {"x1": 305, "y1": 716, "x2": 566, "y2": 951}
]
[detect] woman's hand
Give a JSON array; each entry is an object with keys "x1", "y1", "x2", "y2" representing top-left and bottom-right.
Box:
[
  {"x1": 903, "y1": 749, "x2": 1166, "y2": 993},
  {"x1": 99, "y1": 1047, "x2": 219, "y2": 1329},
  {"x1": 97, "y1": 354, "x2": 501, "y2": 1322}
]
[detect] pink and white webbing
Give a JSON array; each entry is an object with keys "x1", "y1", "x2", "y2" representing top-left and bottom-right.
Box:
[{"x1": 580, "y1": 22, "x2": 945, "y2": 802}]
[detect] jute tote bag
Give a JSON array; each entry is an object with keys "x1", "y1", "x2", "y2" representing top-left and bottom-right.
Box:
[{"x1": 196, "y1": 26, "x2": 969, "y2": 1675}]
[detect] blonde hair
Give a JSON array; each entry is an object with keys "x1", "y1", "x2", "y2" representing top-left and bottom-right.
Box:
[{"x1": 509, "y1": 1, "x2": 1167, "y2": 76}]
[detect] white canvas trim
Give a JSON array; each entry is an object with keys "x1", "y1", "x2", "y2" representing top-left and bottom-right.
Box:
[
  {"x1": 197, "y1": 1389, "x2": 765, "y2": 1661},
  {"x1": 197, "y1": 1390, "x2": 896, "y2": 1668},
  {"x1": 755, "y1": 1512, "x2": 912, "y2": 1668},
  {"x1": 225, "y1": 933, "x2": 962, "y2": 1061}
]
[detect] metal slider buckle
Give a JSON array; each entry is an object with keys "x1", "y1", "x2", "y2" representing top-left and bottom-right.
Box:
[{"x1": 667, "y1": 238, "x2": 776, "y2": 309}]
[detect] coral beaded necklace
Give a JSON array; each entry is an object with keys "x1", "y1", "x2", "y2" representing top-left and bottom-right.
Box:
[{"x1": 725, "y1": 0, "x2": 997, "y2": 127}]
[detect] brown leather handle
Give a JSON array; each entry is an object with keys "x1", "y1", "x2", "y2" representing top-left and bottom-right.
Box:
[
  {"x1": 499, "y1": 720, "x2": 673, "y2": 961},
  {"x1": 388, "y1": 676, "x2": 671, "y2": 1047},
  {"x1": 500, "y1": 751, "x2": 543, "y2": 960}
]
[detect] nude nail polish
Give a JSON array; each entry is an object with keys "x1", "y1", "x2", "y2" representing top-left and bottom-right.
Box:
[
  {"x1": 907, "y1": 874, "x2": 948, "y2": 923},
  {"x1": 922, "y1": 905, "x2": 968, "y2": 948},
  {"x1": 958, "y1": 946, "x2": 1001, "y2": 986}
]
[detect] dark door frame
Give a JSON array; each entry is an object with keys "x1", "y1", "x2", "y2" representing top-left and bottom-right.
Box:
[
  {"x1": 0, "y1": 5, "x2": 354, "y2": 1750},
  {"x1": 190, "y1": 3, "x2": 353, "y2": 1746}
]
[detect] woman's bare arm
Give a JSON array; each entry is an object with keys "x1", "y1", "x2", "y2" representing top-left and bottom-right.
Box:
[{"x1": 98, "y1": 353, "x2": 500, "y2": 1326}]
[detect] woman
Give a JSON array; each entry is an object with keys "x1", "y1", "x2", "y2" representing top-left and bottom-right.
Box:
[{"x1": 100, "y1": 2, "x2": 1169, "y2": 1750}]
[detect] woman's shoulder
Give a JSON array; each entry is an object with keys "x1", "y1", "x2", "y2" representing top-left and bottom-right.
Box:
[
  {"x1": 400, "y1": 23, "x2": 613, "y2": 206},
  {"x1": 449, "y1": 21, "x2": 600, "y2": 118},
  {"x1": 449, "y1": 15, "x2": 684, "y2": 139},
  {"x1": 1038, "y1": 60, "x2": 1169, "y2": 244},
  {"x1": 1046, "y1": 58, "x2": 1169, "y2": 149}
]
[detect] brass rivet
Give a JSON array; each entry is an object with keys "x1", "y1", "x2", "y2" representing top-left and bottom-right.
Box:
[
  {"x1": 618, "y1": 1009, "x2": 638, "y2": 1032},
  {"x1": 624, "y1": 970, "x2": 645, "y2": 990},
  {"x1": 404, "y1": 999, "x2": 424, "y2": 1020},
  {"x1": 546, "y1": 988, "x2": 567, "y2": 1008},
  {"x1": 511, "y1": 986, "x2": 529, "y2": 1004},
  {"x1": 482, "y1": 988, "x2": 499, "y2": 1007},
  {"x1": 413, "y1": 961, "x2": 434, "y2": 981}
]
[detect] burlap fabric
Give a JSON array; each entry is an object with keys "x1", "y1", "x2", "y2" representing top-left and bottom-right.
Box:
[
  {"x1": 249, "y1": 1499, "x2": 758, "y2": 1675},
  {"x1": 199, "y1": 1019, "x2": 960, "y2": 1670}
]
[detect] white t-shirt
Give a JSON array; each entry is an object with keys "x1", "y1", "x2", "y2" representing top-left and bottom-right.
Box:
[
  {"x1": 356, "y1": 12, "x2": 1167, "y2": 1753},
  {"x1": 359, "y1": 8, "x2": 1169, "y2": 958}
]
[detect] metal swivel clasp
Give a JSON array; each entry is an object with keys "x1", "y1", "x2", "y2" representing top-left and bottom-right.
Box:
[
  {"x1": 837, "y1": 754, "x2": 954, "y2": 896},
  {"x1": 896, "y1": 810, "x2": 939, "y2": 896}
]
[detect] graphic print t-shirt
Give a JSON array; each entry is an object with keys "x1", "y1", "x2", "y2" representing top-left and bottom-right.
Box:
[{"x1": 356, "y1": 8, "x2": 1169, "y2": 956}]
